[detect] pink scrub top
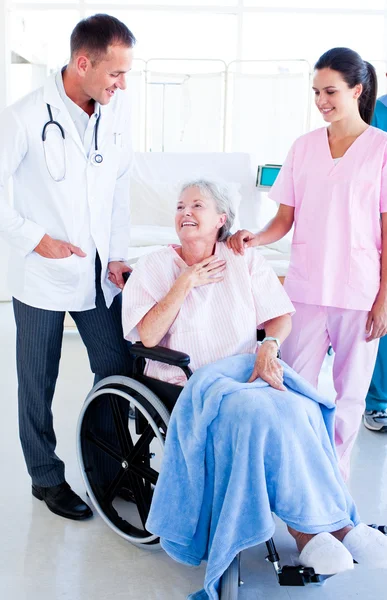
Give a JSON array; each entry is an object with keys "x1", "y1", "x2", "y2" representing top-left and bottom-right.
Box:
[
  {"x1": 269, "y1": 126, "x2": 387, "y2": 311},
  {"x1": 122, "y1": 242, "x2": 294, "y2": 385}
]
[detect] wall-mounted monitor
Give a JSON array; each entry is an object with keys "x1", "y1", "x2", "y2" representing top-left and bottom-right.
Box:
[{"x1": 256, "y1": 164, "x2": 281, "y2": 189}]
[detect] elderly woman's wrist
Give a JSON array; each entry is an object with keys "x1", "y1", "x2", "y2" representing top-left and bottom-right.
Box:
[
  {"x1": 259, "y1": 340, "x2": 278, "y2": 355},
  {"x1": 262, "y1": 338, "x2": 279, "y2": 347},
  {"x1": 177, "y1": 272, "x2": 194, "y2": 295}
]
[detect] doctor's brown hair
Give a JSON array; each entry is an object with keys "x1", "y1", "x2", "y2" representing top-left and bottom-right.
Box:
[
  {"x1": 314, "y1": 47, "x2": 377, "y2": 125},
  {"x1": 70, "y1": 14, "x2": 136, "y2": 64}
]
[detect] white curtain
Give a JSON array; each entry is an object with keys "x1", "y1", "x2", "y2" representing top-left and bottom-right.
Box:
[
  {"x1": 227, "y1": 70, "x2": 310, "y2": 163},
  {"x1": 146, "y1": 70, "x2": 225, "y2": 152}
]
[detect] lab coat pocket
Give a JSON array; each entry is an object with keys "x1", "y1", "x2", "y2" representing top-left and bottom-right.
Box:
[
  {"x1": 27, "y1": 253, "x2": 79, "y2": 287},
  {"x1": 348, "y1": 247, "x2": 380, "y2": 294},
  {"x1": 286, "y1": 243, "x2": 308, "y2": 281}
]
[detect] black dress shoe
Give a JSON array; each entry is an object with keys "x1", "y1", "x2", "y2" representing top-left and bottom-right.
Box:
[
  {"x1": 32, "y1": 482, "x2": 93, "y2": 521},
  {"x1": 368, "y1": 524, "x2": 387, "y2": 535}
]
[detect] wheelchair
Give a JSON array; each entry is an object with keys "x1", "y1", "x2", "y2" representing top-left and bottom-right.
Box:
[{"x1": 77, "y1": 342, "x2": 326, "y2": 599}]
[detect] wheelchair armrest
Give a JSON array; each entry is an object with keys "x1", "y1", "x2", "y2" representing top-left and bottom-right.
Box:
[{"x1": 129, "y1": 342, "x2": 191, "y2": 368}]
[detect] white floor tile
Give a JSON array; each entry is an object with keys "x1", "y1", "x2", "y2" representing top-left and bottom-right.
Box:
[{"x1": 0, "y1": 302, "x2": 386, "y2": 600}]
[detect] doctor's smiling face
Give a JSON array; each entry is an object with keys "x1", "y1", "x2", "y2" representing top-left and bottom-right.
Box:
[
  {"x1": 77, "y1": 44, "x2": 134, "y2": 105},
  {"x1": 313, "y1": 67, "x2": 363, "y2": 123}
]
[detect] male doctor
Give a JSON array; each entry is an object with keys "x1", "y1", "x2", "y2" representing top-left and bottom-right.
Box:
[{"x1": 0, "y1": 14, "x2": 136, "y2": 520}]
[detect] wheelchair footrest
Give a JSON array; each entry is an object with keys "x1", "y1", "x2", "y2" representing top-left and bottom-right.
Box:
[{"x1": 278, "y1": 565, "x2": 327, "y2": 586}]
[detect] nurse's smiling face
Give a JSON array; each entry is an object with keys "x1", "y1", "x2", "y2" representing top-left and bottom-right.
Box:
[{"x1": 312, "y1": 68, "x2": 363, "y2": 123}]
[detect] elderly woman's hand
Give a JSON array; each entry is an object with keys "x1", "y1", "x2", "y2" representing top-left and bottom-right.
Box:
[
  {"x1": 248, "y1": 342, "x2": 286, "y2": 391},
  {"x1": 176, "y1": 255, "x2": 226, "y2": 289}
]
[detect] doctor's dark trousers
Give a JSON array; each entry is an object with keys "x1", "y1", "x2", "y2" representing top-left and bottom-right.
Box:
[{"x1": 12, "y1": 256, "x2": 133, "y2": 487}]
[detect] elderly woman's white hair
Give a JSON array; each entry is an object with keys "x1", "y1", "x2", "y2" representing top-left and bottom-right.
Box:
[{"x1": 179, "y1": 180, "x2": 236, "y2": 242}]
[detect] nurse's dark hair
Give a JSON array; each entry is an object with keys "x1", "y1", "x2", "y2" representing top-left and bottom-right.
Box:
[
  {"x1": 70, "y1": 14, "x2": 136, "y2": 64},
  {"x1": 314, "y1": 47, "x2": 377, "y2": 125}
]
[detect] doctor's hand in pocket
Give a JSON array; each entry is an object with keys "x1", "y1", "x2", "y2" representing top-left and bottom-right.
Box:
[
  {"x1": 108, "y1": 261, "x2": 132, "y2": 290},
  {"x1": 34, "y1": 234, "x2": 87, "y2": 259}
]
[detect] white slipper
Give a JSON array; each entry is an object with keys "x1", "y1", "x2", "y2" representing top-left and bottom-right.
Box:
[
  {"x1": 343, "y1": 523, "x2": 387, "y2": 568},
  {"x1": 299, "y1": 532, "x2": 354, "y2": 575}
]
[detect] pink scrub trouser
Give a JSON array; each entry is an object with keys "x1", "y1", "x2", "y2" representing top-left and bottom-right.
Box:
[{"x1": 281, "y1": 302, "x2": 379, "y2": 481}]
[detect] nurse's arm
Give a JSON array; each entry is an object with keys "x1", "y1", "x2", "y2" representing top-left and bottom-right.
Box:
[
  {"x1": 366, "y1": 212, "x2": 387, "y2": 341},
  {"x1": 227, "y1": 204, "x2": 294, "y2": 255}
]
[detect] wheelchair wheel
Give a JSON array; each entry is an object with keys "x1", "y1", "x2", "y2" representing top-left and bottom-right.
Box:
[
  {"x1": 77, "y1": 375, "x2": 170, "y2": 548},
  {"x1": 219, "y1": 555, "x2": 240, "y2": 600}
]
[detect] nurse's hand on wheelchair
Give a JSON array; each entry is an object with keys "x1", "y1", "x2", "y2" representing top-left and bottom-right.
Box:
[
  {"x1": 366, "y1": 291, "x2": 387, "y2": 341},
  {"x1": 248, "y1": 342, "x2": 286, "y2": 391},
  {"x1": 34, "y1": 233, "x2": 87, "y2": 259},
  {"x1": 227, "y1": 229, "x2": 260, "y2": 255}
]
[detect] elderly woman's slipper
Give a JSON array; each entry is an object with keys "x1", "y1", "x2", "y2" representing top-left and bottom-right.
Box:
[
  {"x1": 299, "y1": 532, "x2": 354, "y2": 575},
  {"x1": 343, "y1": 523, "x2": 387, "y2": 568}
]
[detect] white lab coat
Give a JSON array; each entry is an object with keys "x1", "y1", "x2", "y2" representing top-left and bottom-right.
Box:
[{"x1": 0, "y1": 72, "x2": 132, "y2": 311}]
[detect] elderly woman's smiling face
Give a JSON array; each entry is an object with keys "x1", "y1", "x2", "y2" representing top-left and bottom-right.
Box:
[{"x1": 175, "y1": 186, "x2": 227, "y2": 244}]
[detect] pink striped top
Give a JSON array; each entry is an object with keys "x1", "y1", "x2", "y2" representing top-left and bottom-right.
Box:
[{"x1": 122, "y1": 242, "x2": 294, "y2": 385}]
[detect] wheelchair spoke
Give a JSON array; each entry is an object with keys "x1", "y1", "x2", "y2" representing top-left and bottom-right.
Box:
[
  {"x1": 85, "y1": 431, "x2": 123, "y2": 463},
  {"x1": 109, "y1": 396, "x2": 134, "y2": 455},
  {"x1": 130, "y1": 463, "x2": 159, "y2": 486},
  {"x1": 103, "y1": 467, "x2": 128, "y2": 504},
  {"x1": 124, "y1": 424, "x2": 160, "y2": 485},
  {"x1": 127, "y1": 472, "x2": 153, "y2": 529},
  {"x1": 126, "y1": 424, "x2": 155, "y2": 464}
]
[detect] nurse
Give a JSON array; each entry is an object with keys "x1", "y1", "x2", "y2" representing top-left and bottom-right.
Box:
[
  {"x1": 0, "y1": 15, "x2": 135, "y2": 519},
  {"x1": 228, "y1": 47, "x2": 387, "y2": 481}
]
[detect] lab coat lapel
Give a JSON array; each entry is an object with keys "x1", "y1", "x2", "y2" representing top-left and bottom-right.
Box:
[
  {"x1": 43, "y1": 73, "x2": 87, "y2": 158},
  {"x1": 98, "y1": 102, "x2": 114, "y2": 150}
]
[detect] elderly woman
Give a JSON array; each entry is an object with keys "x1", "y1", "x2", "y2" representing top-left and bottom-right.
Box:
[{"x1": 122, "y1": 181, "x2": 387, "y2": 598}]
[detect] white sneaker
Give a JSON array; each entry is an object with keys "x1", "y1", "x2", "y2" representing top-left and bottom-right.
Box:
[
  {"x1": 299, "y1": 532, "x2": 354, "y2": 575},
  {"x1": 364, "y1": 410, "x2": 387, "y2": 432},
  {"x1": 343, "y1": 523, "x2": 387, "y2": 568}
]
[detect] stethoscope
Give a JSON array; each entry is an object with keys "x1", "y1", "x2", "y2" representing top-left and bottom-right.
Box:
[{"x1": 42, "y1": 103, "x2": 104, "y2": 182}]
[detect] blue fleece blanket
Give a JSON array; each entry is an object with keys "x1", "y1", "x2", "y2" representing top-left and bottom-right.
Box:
[{"x1": 146, "y1": 354, "x2": 360, "y2": 600}]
